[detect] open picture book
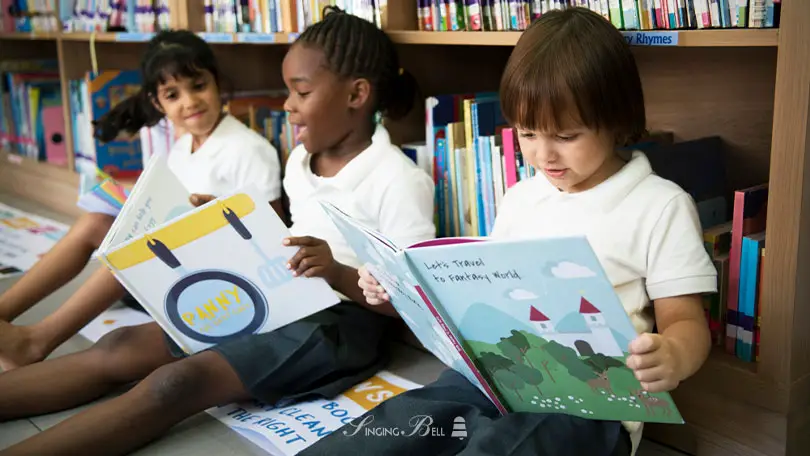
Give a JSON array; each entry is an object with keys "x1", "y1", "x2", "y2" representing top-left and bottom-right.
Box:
[
  {"x1": 320, "y1": 201, "x2": 684, "y2": 424},
  {"x1": 76, "y1": 168, "x2": 131, "y2": 217},
  {"x1": 96, "y1": 155, "x2": 340, "y2": 355}
]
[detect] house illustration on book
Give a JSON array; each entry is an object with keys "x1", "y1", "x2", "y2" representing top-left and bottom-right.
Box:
[{"x1": 530, "y1": 297, "x2": 624, "y2": 357}]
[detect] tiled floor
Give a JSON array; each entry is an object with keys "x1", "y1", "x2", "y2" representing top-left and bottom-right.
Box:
[{"x1": 0, "y1": 192, "x2": 687, "y2": 455}]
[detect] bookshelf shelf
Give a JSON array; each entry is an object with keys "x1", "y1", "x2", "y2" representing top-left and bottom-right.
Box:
[
  {"x1": 0, "y1": 2, "x2": 807, "y2": 456},
  {"x1": 0, "y1": 28, "x2": 780, "y2": 48},
  {"x1": 0, "y1": 32, "x2": 60, "y2": 41},
  {"x1": 388, "y1": 28, "x2": 779, "y2": 47}
]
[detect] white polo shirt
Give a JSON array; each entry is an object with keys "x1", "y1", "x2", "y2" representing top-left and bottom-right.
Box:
[
  {"x1": 284, "y1": 125, "x2": 435, "y2": 270},
  {"x1": 491, "y1": 151, "x2": 717, "y2": 453},
  {"x1": 167, "y1": 114, "x2": 282, "y2": 202}
]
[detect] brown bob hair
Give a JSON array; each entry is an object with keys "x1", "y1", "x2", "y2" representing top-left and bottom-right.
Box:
[{"x1": 500, "y1": 7, "x2": 646, "y2": 146}]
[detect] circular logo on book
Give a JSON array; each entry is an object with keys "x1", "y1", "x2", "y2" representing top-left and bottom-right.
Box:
[{"x1": 164, "y1": 271, "x2": 269, "y2": 343}]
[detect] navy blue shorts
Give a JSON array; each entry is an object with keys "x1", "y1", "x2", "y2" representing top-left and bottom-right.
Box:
[
  {"x1": 300, "y1": 368, "x2": 632, "y2": 456},
  {"x1": 120, "y1": 296, "x2": 395, "y2": 407}
]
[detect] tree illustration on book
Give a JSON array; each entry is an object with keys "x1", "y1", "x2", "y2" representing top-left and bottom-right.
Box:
[{"x1": 468, "y1": 329, "x2": 675, "y2": 420}]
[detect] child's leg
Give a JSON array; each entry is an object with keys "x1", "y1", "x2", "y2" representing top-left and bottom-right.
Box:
[
  {"x1": 0, "y1": 212, "x2": 113, "y2": 321},
  {"x1": 300, "y1": 369, "x2": 629, "y2": 456},
  {"x1": 0, "y1": 322, "x2": 174, "y2": 421},
  {"x1": 0, "y1": 345, "x2": 250, "y2": 456},
  {"x1": 0, "y1": 266, "x2": 126, "y2": 370},
  {"x1": 0, "y1": 302, "x2": 394, "y2": 456}
]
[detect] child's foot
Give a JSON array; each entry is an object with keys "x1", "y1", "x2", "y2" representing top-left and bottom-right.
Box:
[{"x1": 0, "y1": 320, "x2": 47, "y2": 371}]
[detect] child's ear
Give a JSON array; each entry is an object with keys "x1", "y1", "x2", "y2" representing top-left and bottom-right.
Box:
[{"x1": 347, "y1": 78, "x2": 371, "y2": 111}]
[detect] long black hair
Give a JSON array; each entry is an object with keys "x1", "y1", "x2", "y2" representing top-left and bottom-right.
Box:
[
  {"x1": 93, "y1": 30, "x2": 221, "y2": 143},
  {"x1": 295, "y1": 6, "x2": 418, "y2": 121}
]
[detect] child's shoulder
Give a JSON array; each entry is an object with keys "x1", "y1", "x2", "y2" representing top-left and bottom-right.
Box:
[{"x1": 628, "y1": 172, "x2": 693, "y2": 211}]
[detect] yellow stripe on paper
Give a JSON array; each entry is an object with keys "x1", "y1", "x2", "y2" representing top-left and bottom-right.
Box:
[
  {"x1": 342, "y1": 375, "x2": 410, "y2": 411},
  {"x1": 104, "y1": 193, "x2": 256, "y2": 271}
]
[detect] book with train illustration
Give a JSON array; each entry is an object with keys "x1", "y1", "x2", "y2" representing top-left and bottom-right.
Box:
[
  {"x1": 96, "y1": 156, "x2": 340, "y2": 354},
  {"x1": 321, "y1": 201, "x2": 684, "y2": 424}
]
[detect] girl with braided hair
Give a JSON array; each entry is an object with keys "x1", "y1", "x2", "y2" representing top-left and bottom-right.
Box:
[{"x1": 0, "y1": 8, "x2": 435, "y2": 456}]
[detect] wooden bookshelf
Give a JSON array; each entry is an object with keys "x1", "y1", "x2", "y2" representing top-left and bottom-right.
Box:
[
  {"x1": 0, "y1": 28, "x2": 781, "y2": 47},
  {"x1": 0, "y1": 1, "x2": 808, "y2": 455}
]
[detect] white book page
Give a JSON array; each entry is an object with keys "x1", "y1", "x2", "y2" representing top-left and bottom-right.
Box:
[{"x1": 100, "y1": 154, "x2": 194, "y2": 252}]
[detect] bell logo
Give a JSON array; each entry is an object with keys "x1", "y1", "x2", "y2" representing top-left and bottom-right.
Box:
[{"x1": 451, "y1": 416, "x2": 467, "y2": 439}]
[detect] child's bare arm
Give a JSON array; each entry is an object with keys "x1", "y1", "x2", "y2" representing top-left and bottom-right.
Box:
[
  {"x1": 625, "y1": 294, "x2": 710, "y2": 393},
  {"x1": 652, "y1": 294, "x2": 712, "y2": 380}
]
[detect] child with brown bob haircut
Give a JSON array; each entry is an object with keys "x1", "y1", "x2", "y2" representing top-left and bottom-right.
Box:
[{"x1": 302, "y1": 7, "x2": 716, "y2": 456}]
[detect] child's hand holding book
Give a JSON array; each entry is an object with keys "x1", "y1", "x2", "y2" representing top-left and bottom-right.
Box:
[
  {"x1": 357, "y1": 266, "x2": 389, "y2": 305},
  {"x1": 283, "y1": 236, "x2": 340, "y2": 285}
]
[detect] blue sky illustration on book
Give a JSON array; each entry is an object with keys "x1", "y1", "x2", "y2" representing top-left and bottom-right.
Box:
[{"x1": 405, "y1": 237, "x2": 639, "y2": 356}]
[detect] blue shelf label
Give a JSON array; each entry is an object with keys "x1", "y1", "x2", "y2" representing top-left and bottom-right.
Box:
[
  {"x1": 115, "y1": 32, "x2": 155, "y2": 42},
  {"x1": 621, "y1": 31, "x2": 679, "y2": 46},
  {"x1": 197, "y1": 32, "x2": 234, "y2": 43},
  {"x1": 236, "y1": 33, "x2": 276, "y2": 43},
  {"x1": 287, "y1": 32, "x2": 299, "y2": 42}
]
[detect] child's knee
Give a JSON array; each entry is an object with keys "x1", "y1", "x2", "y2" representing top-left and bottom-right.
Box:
[
  {"x1": 140, "y1": 360, "x2": 209, "y2": 408},
  {"x1": 93, "y1": 326, "x2": 141, "y2": 355},
  {"x1": 70, "y1": 212, "x2": 114, "y2": 247}
]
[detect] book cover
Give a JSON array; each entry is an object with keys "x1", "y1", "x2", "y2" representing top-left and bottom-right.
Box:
[
  {"x1": 97, "y1": 164, "x2": 340, "y2": 355},
  {"x1": 320, "y1": 202, "x2": 684, "y2": 424}
]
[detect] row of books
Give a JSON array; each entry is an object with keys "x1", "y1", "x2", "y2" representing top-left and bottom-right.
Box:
[
  {"x1": 0, "y1": 59, "x2": 67, "y2": 165},
  {"x1": 202, "y1": 0, "x2": 388, "y2": 34},
  {"x1": 702, "y1": 184, "x2": 767, "y2": 363},
  {"x1": 0, "y1": 0, "x2": 173, "y2": 33},
  {"x1": 0, "y1": 0, "x2": 59, "y2": 33},
  {"x1": 418, "y1": 0, "x2": 782, "y2": 31}
]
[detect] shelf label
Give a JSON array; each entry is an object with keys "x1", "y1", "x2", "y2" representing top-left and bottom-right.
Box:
[
  {"x1": 287, "y1": 32, "x2": 300, "y2": 42},
  {"x1": 236, "y1": 33, "x2": 276, "y2": 43},
  {"x1": 197, "y1": 32, "x2": 234, "y2": 43},
  {"x1": 621, "y1": 31, "x2": 679, "y2": 46},
  {"x1": 115, "y1": 32, "x2": 155, "y2": 42}
]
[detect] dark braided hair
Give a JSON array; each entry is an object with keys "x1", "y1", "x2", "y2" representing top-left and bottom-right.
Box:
[
  {"x1": 93, "y1": 30, "x2": 221, "y2": 143},
  {"x1": 295, "y1": 6, "x2": 418, "y2": 121}
]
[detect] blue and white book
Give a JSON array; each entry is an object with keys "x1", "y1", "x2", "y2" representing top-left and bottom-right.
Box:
[{"x1": 320, "y1": 201, "x2": 684, "y2": 424}]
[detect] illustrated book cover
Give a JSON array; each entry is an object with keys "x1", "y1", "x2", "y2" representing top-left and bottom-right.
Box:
[
  {"x1": 320, "y1": 201, "x2": 683, "y2": 424},
  {"x1": 96, "y1": 156, "x2": 340, "y2": 354}
]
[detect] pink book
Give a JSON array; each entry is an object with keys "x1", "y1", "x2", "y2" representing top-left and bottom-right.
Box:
[
  {"x1": 501, "y1": 128, "x2": 518, "y2": 189},
  {"x1": 726, "y1": 184, "x2": 768, "y2": 354},
  {"x1": 1, "y1": 0, "x2": 14, "y2": 32},
  {"x1": 42, "y1": 106, "x2": 67, "y2": 166}
]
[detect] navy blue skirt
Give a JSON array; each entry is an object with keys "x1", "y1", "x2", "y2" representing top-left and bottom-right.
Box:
[
  {"x1": 121, "y1": 296, "x2": 395, "y2": 406},
  {"x1": 299, "y1": 368, "x2": 632, "y2": 456}
]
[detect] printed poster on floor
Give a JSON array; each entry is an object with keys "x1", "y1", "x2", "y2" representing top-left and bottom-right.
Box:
[
  {"x1": 206, "y1": 371, "x2": 422, "y2": 455},
  {"x1": 0, "y1": 202, "x2": 69, "y2": 278}
]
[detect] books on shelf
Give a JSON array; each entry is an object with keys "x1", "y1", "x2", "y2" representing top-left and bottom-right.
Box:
[
  {"x1": 60, "y1": 0, "x2": 172, "y2": 33},
  {"x1": 321, "y1": 201, "x2": 685, "y2": 424},
  {"x1": 196, "y1": 0, "x2": 780, "y2": 37},
  {"x1": 96, "y1": 154, "x2": 340, "y2": 354},
  {"x1": 416, "y1": 0, "x2": 781, "y2": 31},
  {"x1": 0, "y1": 59, "x2": 64, "y2": 165}
]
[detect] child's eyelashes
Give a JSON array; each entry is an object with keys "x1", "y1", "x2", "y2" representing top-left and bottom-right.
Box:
[
  {"x1": 555, "y1": 134, "x2": 579, "y2": 142},
  {"x1": 297, "y1": 91, "x2": 311, "y2": 98},
  {"x1": 517, "y1": 131, "x2": 579, "y2": 142}
]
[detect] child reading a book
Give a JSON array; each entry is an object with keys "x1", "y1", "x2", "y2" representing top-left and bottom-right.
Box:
[
  {"x1": 0, "y1": 8, "x2": 435, "y2": 456},
  {"x1": 302, "y1": 7, "x2": 717, "y2": 456},
  {"x1": 0, "y1": 30, "x2": 283, "y2": 371}
]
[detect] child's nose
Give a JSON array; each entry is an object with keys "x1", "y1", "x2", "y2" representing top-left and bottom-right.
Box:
[{"x1": 283, "y1": 96, "x2": 295, "y2": 113}]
